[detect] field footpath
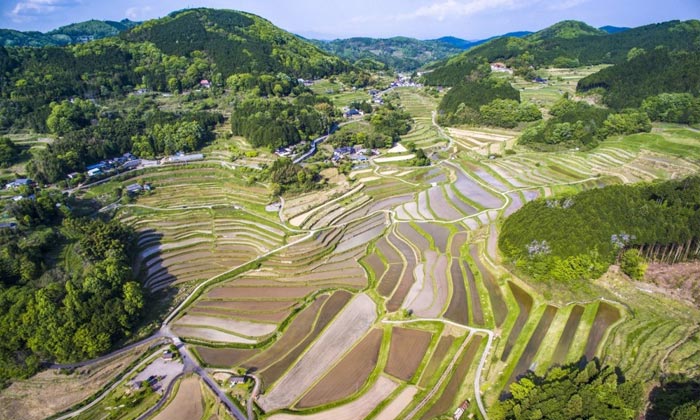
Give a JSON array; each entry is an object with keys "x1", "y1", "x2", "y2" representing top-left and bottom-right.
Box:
[{"x1": 383, "y1": 318, "x2": 494, "y2": 420}]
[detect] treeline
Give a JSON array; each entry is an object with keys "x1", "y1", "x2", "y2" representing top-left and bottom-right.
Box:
[
  {"x1": 519, "y1": 97, "x2": 650, "y2": 149},
  {"x1": 492, "y1": 360, "x2": 643, "y2": 419},
  {"x1": 499, "y1": 176, "x2": 700, "y2": 287},
  {"x1": 28, "y1": 99, "x2": 222, "y2": 183},
  {"x1": 438, "y1": 77, "x2": 536, "y2": 127},
  {"x1": 0, "y1": 191, "x2": 144, "y2": 386},
  {"x1": 577, "y1": 49, "x2": 700, "y2": 109},
  {"x1": 0, "y1": 19, "x2": 138, "y2": 47},
  {"x1": 230, "y1": 94, "x2": 336, "y2": 149},
  {"x1": 329, "y1": 103, "x2": 412, "y2": 149}
]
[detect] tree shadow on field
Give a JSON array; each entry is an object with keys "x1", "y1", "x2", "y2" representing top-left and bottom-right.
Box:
[
  {"x1": 646, "y1": 374, "x2": 700, "y2": 420},
  {"x1": 131, "y1": 229, "x2": 177, "y2": 335}
]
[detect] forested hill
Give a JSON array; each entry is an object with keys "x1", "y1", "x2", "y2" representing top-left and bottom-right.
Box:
[
  {"x1": 577, "y1": 48, "x2": 700, "y2": 109},
  {"x1": 121, "y1": 8, "x2": 349, "y2": 77},
  {"x1": 0, "y1": 8, "x2": 351, "y2": 131},
  {"x1": 0, "y1": 19, "x2": 139, "y2": 47},
  {"x1": 310, "y1": 37, "x2": 466, "y2": 71},
  {"x1": 423, "y1": 19, "x2": 700, "y2": 86}
]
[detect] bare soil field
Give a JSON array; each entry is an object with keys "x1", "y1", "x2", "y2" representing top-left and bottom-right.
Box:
[
  {"x1": 0, "y1": 341, "x2": 152, "y2": 420},
  {"x1": 378, "y1": 264, "x2": 404, "y2": 297},
  {"x1": 176, "y1": 315, "x2": 277, "y2": 337},
  {"x1": 153, "y1": 376, "x2": 203, "y2": 420},
  {"x1": 188, "y1": 306, "x2": 292, "y2": 323},
  {"x1": 387, "y1": 260, "x2": 416, "y2": 312},
  {"x1": 501, "y1": 282, "x2": 534, "y2": 361},
  {"x1": 385, "y1": 327, "x2": 433, "y2": 381},
  {"x1": 374, "y1": 385, "x2": 419, "y2": 420},
  {"x1": 551, "y1": 305, "x2": 585, "y2": 365},
  {"x1": 584, "y1": 302, "x2": 621, "y2": 359},
  {"x1": 296, "y1": 329, "x2": 383, "y2": 408},
  {"x1": 243, "y1": 295, "x2": 329, "y2": 372},
  {"x1": 172, "y1": 326, "x2": 257, "y2": 344},
  {"x1": 206, "y1": 286, "x2": 316, "y2": 300},
  {"x1": 376, "y1": 236, "x2": 402, "y2": 264},
  {"x1": 507, "y1": 305, "x2": 558, "y2": 386},
  {"x1": 364, "y1": 252, "x2": 387, "y2": 282},
  {"x1": 470, "y1": 245, "x2": 507, "y2": 326},
  {"x1": 258, "y1": 294, "x2": 377, "y2": 412},
  {"x1": 419, "y1": 335, "x2": 483, "y2": 420},
  {"x1": 450, "y1": 232, "x2": 468, "y2": 257},
  {"x1": 267, "y1": 376, "x2": 398, "y2": 420},
  {"x1": 195, "y1": 346, "x2": 260, "y2": 367},
  {"x1": 419, "y1": 335, "x2": 457, "y2": 388},
  {"x1": 253, "y1": 291, "x2": 353, "y2": 386},
  {"x1": 445, "y1": 259, "x2": 469, "y2": 325},
  {"x1": 643, "y1": 261, "x2": 700, "y2": 306}
]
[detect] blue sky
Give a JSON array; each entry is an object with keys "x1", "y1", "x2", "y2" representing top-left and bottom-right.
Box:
[{"x1": 1, "y1": 0, "x2": 698, "y2": 39}]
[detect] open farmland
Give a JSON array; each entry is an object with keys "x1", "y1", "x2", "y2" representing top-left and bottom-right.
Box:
[
  {"x1": 42, "y1": 74, "x2": 700, "y2": 420},
  {"x1": 385, "y1": 327, "x2": 433, "y2": 381},
  {"x1": 153, "y1": 376, "x2": 204, "y2": 420}
]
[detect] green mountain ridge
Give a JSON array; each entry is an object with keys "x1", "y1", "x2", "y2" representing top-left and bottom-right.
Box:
[
  {"x1": 0, "y1": 19, "x2": 139, "y2": 47},
  {"x1": 423, "y1": 19, "x2": 700, "y2": 86}
]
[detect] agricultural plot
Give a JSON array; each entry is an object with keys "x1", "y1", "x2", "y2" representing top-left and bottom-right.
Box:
[
  {"x1": 506, "y1": 305, "x2": 558, "y2": 386},
  {"x1": 153, "y1": 376, "x2": 204, "y2": 420},
  {"x1": 470, "y1": 245, "x2": 508, "y2": 327},
  {"x1": 267, "y1": 376, "x2": 398, "y2": 420},
  {"x1": 501, "y1": 282, "x2": 534, "y2": 361},
  {"x1": 448, "y1": 127, "x2": 517, "y2": 156},
  {"x1": 385, "y1": 327, "x2": 433, "y2": 381},
  {"x1": 296, "y1": 329, "x2": 383, "y2": 408},
  {"x1": 258, "y1": 294, "x2": 377, "y2": 412},
  {"x1": 551, "y1": 305, "x2": 585, "y2": 365}
]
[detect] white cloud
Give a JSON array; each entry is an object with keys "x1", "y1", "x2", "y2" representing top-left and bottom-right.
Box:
[
  {"x1": 398, "y1": 0, "x2": 531, "y2": 21},
  {"x1": 547, "y1": 0, "x2": 589, "y2": 10},
  {"x1": 10, "y1": 0, "x2": 80, "y2": 21},
  {"x1": 125, "y1": 6, "x2": 152, "y2": 21}
]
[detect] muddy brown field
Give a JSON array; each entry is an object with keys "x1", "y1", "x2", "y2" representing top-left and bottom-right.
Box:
[
  {"x1": 584, "y1": 302, "x2": 621, "y2": 359},
  {"x1": 470, "y1": 245, "x2": 508, "y2": 326},
  {"x1": 507, "y1": 305, "x2": 558, "y2": 386},
  {"x1": 195, "y1": 346, "x2": 260, "y2": 367},
  {"x1": 445, "y1": 259, "x2": 469, "y2": 325},
  {"x1": 378, "y1": 264, "x2": 403, "y2": 297},
  {"x1": 419, "y1": 335, "x2": 457, "y2": 388},
  {"x1": 296, "y1": 329, "x2": 383, "y2": 408},
  {"x1": 153, "y1": 376, "x2": 203, "y2": 420},
  {"x1": 243, "y1": 295, "x2": 330, "y2": 371},
  {"x1": 551, "y1": 305, "x2": 585, "y2": 364},
  {"x1": 463, "y1": 261, "x2": 484, "y2": 325},
  {"x1": 417, "y1": 223, "x2": 450, "y2": 254},
  {"x1": 207, "y1": 286, "x2": 317, "y2": 300},
  {"x1": 385, "y1": 327, "x2": 433, "y2": 381},
  {"x1": 501, "y1": 282, "x2": 534, "y2": 361},
  {"x1": 419, "y1": 335, "x2": 483, "y2": 420},
  {"x1": 251, "y1": 291, "x2": 353, "y2": 386}
]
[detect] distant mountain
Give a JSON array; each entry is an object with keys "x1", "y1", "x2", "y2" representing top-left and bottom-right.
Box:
[
  {"x1": 423, "y1": 19, "x2": 700, "y2": 86},
  {"x1": 0, "y1": 19, "x2": 139, "y2": 47},
  {"x1": 312, "y1": 31, "x2": 532, "y2": 72},
  {"x1": 528, "y1": 20, "x2": 606, "y2": 40},
  {"x1": 434, "y1": 36, "x2": 476, "y2": 50},
  {"x1": 311, "y1": 37, "x2": 464, "y2": 71},
  {"x1": 599, "y1": 25, "x2": 630, "y2": 34}
]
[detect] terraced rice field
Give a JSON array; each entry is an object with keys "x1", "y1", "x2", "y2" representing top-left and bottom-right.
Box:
[
  {"x1": 296, "y1": 329, "x2": 383, "y2": 408},
  {"x1": 103, "y1": 86, "x2": 700, "y2": 419},
  {"x1": 385, "y1": 327, "x2": 433, "y2": 381}
]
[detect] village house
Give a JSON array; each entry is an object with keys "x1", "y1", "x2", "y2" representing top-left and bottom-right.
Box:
[{"x1": 5, "y1": 178, "x2": 33, "y2": 189}]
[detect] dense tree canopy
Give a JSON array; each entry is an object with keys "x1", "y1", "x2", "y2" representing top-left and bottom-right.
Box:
[
  {"x1": 492, "y1": 360, "x2": 644, "y2": 420},
  {"x1": 577, "y1": 49, "x2": 700, "y2": 109},
  {"x1": 499, "y1": 177, "x2": 700, "y2": 286}
]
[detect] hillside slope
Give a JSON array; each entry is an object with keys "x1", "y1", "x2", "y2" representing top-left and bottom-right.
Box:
[
  {"x1": 0, "y1": 19, "x2": 139, "y2": 46},
  {"x1": 424, "y1": 19, "x2": 700, "y2": 86}
]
